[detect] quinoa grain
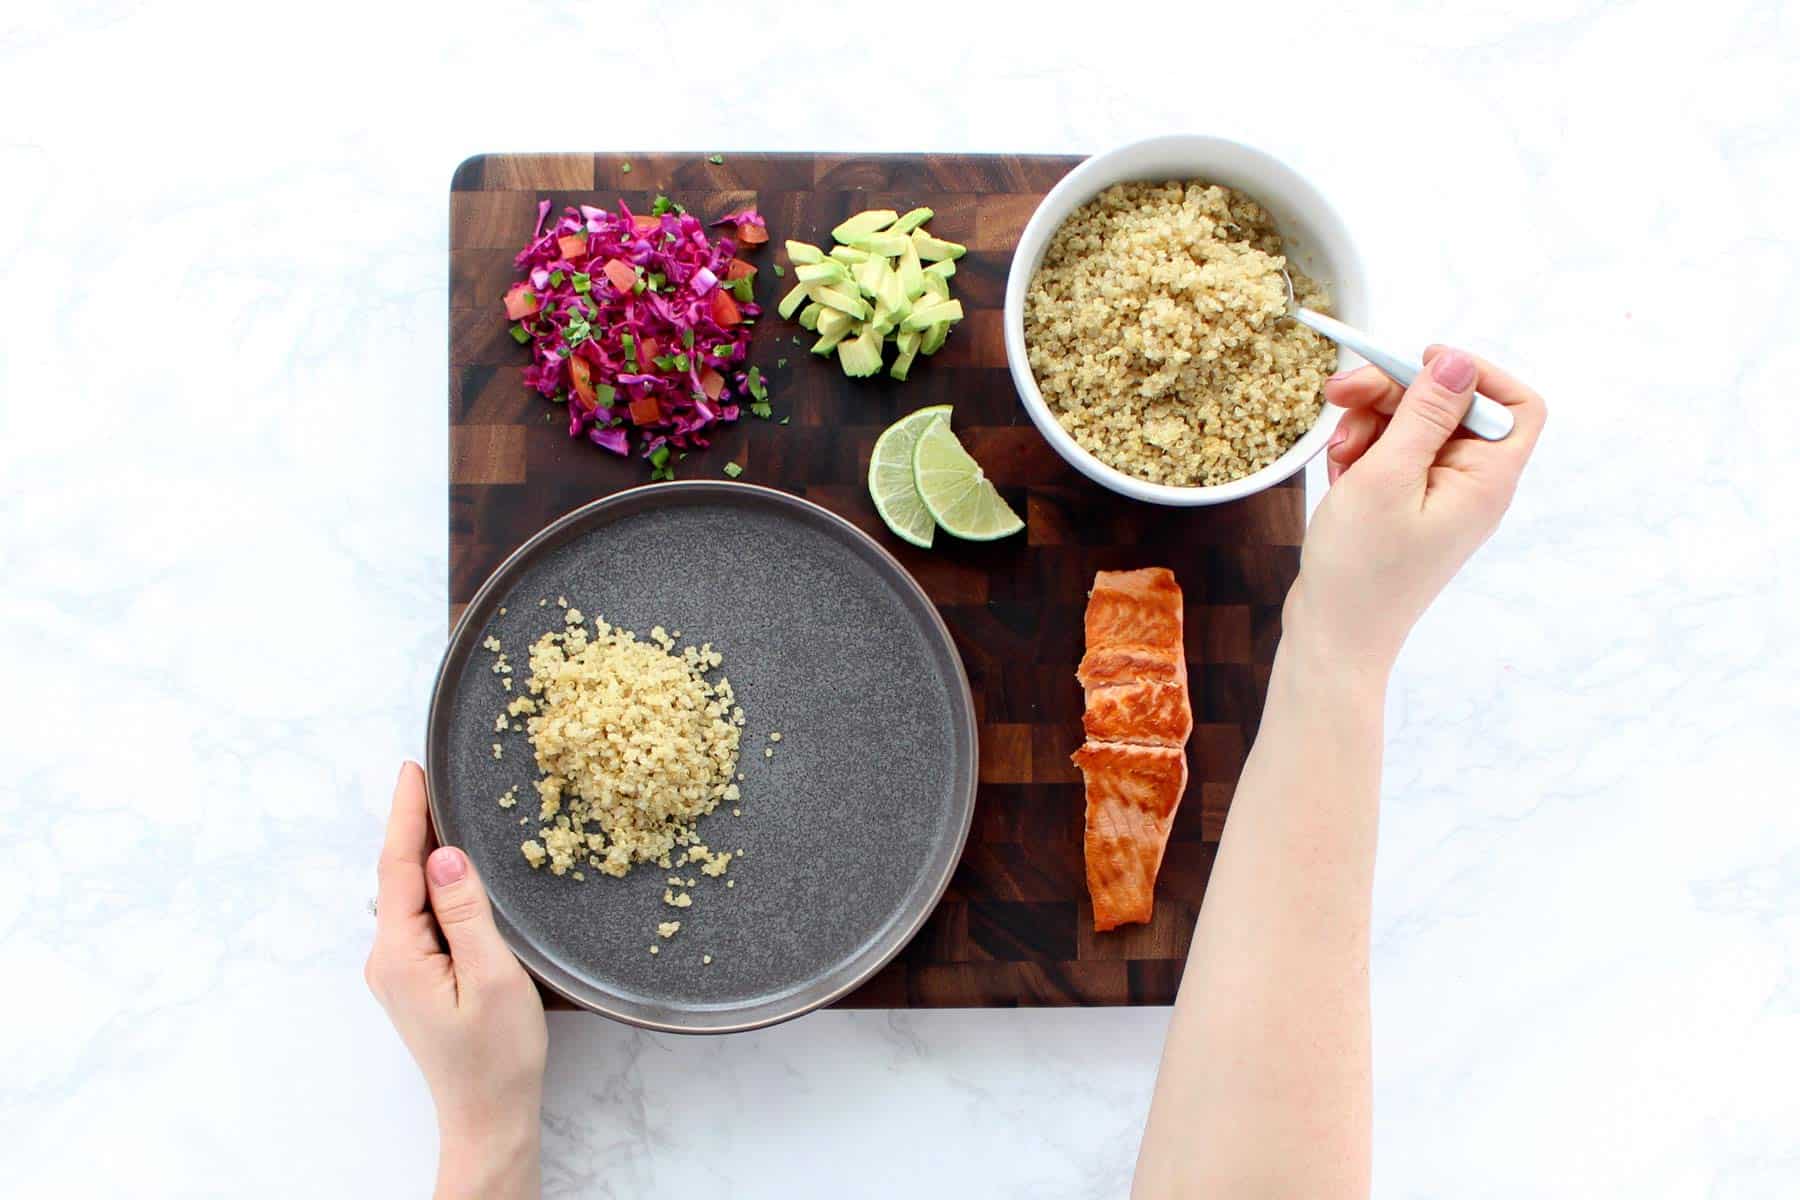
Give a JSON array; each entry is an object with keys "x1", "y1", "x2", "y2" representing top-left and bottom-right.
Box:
[{"x1": 1025, "y1": 181, "x2": 1336, "y2": 486}]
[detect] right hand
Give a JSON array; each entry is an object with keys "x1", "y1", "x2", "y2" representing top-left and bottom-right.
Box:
[{"x1": 1287, "y1": 346, "x2": 1547, "y2": 674}]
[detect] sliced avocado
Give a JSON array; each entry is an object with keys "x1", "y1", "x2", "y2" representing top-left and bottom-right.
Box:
[
  {"x1": 831, "y1": 209, "x2": 898, "y2": 242},
  {"x1": 811, "y1": 324, "x2": 851, "y2": 355},
  {"x1": 794, "y1": 260, "x2": 849, "y2": 286},
  {"x1": 777, "y1": 282, "x2": 809, "y2": 321},
  {"x1": 841, "y1": 230, "x2": 911, "y2": 257},
  {"x1": 816, "y1": 307, "x2": 854, "y2": 339},
  {"x1": 853, "y1": 255, "x2": 888, "y2": 300},
  {"x1": 836, "y1": 327, "x2": 884, "y2": 378},
  {"x1": 808, "y1": 285, "x2": 873, "y2": 321},
  {"x1": 829, "y1": 244, "x2": 871, "y2": 264},
  {"x1": 920, "y1": 321, "x2": 950, "y2": 356},
  {"x1": 891, "y1": 207, "x2": 935, "y2": 235},
  {"x1": 911, "y1": 228, "x2": 967, "y2": 262},
  {"x1": 922, "y1": 271, "x2": 950, "y2": 303},
  {"x1": 900, "y1": 297, "x2": 963, "y2": 332},
  {"x1": 784, "y1": 240, "x2": 825, "y2": 265},
  {"x1": 870, "y1": 295, "x2": 899, "y2": 337},
  {"x1": 890, "y1": 328, "x2": 923, "y2": 380},
  {"x1": 876, "y1": 265, "x2": 911, "y2": 323},
  {"x1": 923, "y1": 259, "x2": 956, "y2": 282},
  {"x1": 797, "y1": 301, "x2": 823, "y2": 331},
  {"x1": 897, "y1": 240, "x2": 926, "y2": 300}
]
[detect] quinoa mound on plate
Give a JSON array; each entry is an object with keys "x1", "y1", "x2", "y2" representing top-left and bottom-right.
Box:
[
  {"x1": 1024, "y1": 181, "x2": 1338, "y2": 487},
  {"x1": 512, "y1": 618, "x2": 743, "y2": 878}
]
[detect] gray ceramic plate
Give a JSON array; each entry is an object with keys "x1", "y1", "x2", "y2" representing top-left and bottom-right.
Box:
[{"x1": 425, "y1": 482, "x2": 977, "y2": 1033}]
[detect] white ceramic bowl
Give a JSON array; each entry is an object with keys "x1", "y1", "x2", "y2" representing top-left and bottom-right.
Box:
[{"x1": 1004, "y1": 135, "x2": 1369, "y2": 506}]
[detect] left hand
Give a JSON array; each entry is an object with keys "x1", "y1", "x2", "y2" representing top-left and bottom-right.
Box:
[{"x1": 365, "y1": 762, "x2": 547, "y2": 1200}]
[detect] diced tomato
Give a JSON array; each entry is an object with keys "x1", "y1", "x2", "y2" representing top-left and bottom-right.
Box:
[
  {"x1": 569, "y1": 355, "x2": 598, "y2": 409},
  {"x1": 632, "y1": 215, "x2": 661, "y2": 234},
  {"x1": 556, "y1": 233, "x2": 589, "y2": 260},
  {"x1": 724, "y1": 259, "x2": 756, "y2": 280},
  {"x1": 503, "y1": 282, "x2": 540, "y2": 320},
  {"x1": 628, "y1": 394, "x2": 662, "y2": 425},
  {"x1": 602, "y1": 259, "x2": 638, "y2": 294},
  {"x1": 737, "y1": 221, "x2": 768, "y2": 246},
  {"x1": 699, "y1": 367, "x2": 725, "y2": 401},
  {"x1": 639, "y1": 338, "x2": 660, "y2": 363},
  {"x1": 710, "y1": 288, "x2": 742, "y2": 326}
]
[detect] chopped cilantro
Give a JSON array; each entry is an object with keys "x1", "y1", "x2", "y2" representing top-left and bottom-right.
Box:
[
  {"x1": 728, "y1": 276, "x2": 754, "y2": 304},
  {"x1": 548, "y1": 269, "x2": 564, "y2": 287},
  {"x1": 633, "y1": 279, "x2": 646, "y2": 294},
  {"x1": 707, "y1": 154, "x2": 725, "y2": 165},
  {"x1": 711, "y1": 343, "x2": 734, "y2": 358},
  {"x1": 650, "y1": 194, "x2": 673, "y2": 216},
  {"x1": 723, "y1": 461, "x2": 743, "y2": 478},
  {"x1": 674, "y1": 353, "x2": 690, "y2": 371},
  {"x1": 571, "y1": 271, "x2": 591, "y2": 293},
  {"x1": 595, "y1": 384, "x2": 616, "y2": 407},
  {"x1": 649, "y1": 444, "x2": 673, "y2": 481},
  {"x1": 779, "y1": 416, "x2": 790, "y2": 425},
  {"x1": 652, "y1": 354, "x2": 677, "y2": 371},
  {"x1": 746, "y1": 366, "x2": 768, "y2": 402},
  {"x1": 648, "y1": 272, "x2": 666, "y2": 292},
  {"x1": 776, "y1": 357, "x2": 788, "y2": 368},
  {"x1": 509, "y1": 324, "x2": 530, "y2": 345},
  {"x1": 620, "y1": 161, "x2": 632, "y2": 173},
  {"x1": 751, "y1": 402, "x2": 773, "y2": 420},
  {"x1": 621, "y1": 333, "x2": 637, "y2": 368}
]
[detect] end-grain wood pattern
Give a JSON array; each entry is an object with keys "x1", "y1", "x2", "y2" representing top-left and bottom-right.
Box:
[{"x1": 449, "y1": 153, "x2": 1304, "y2": 1009}]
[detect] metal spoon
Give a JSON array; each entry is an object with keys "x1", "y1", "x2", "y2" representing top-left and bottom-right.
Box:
[{"x1": 1281, "y1": 268, "x2": 1514, "y2": 441}]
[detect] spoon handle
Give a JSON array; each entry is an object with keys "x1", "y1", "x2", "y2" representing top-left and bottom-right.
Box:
[{"x1": 1292, "y1": 307, "x2": 1515, "y2": 442}]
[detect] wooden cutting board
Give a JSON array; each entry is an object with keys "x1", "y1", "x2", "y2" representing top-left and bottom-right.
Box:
[{"x1": 449, "y1": 152, "x2": 1304, "y2": 1008}]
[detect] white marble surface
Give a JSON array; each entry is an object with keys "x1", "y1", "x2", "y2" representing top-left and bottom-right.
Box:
[{"x1": 2, "y1": 0, "x2": 1797, "y2": 1195}]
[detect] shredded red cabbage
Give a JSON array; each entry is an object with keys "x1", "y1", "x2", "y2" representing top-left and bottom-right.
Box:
[
  {"x1": 504, "y1": 200, "x2": 764, "y2": 461},
  {"x1": 710, "y1": 209, "x2": 765, "y2": 230}
]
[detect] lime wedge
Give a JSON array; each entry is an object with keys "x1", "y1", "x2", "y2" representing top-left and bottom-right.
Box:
[
  {"x1": 911, "y1": 419, "x2": 1024, "y2": 542},
  {"x1": 868, "y1": 405, "x2": 953, "y2": 548}
]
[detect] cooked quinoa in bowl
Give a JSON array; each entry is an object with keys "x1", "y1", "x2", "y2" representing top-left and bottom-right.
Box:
[{"x1": 1023, "y1": 180, "x2": 1337, "y2": 488}]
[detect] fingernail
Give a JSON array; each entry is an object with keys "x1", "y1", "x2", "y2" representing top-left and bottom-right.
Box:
[
  {"x1": 427, "y1": 846, "x2": 467, "y2": 887},
  {"x1": 1431, "y1": 349, "x2": 1477, "y2": 392}
]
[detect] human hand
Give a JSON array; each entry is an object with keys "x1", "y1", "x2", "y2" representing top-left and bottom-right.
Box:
[
  {"x1": 1286, "y1": 346, "x2": 1547, "y2": 676},
  {"x1": 365, "y1": 762, "x2": 547, "y2": 1200}
]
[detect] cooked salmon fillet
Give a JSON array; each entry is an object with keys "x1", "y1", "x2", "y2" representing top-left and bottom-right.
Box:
[
  {"x1": 1073, "y1": 742, "x2": 1189, "y2": 931},
  {"x1": 1076, "y1": 643, "x2": 1185, "y2": 692},
  {"x1": 1073, "y1": 568, "x2": 1192, "y2": 931},
  {"x1": 1082, "y1": 680, "x2": 1193, "y2": 747},
  {"x1": 1082, "y1": 566, "x2": 1184, "y2": 653},
  {"x1": 1076, "y1": 567, "x2": 1188, "y2": 693}
]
